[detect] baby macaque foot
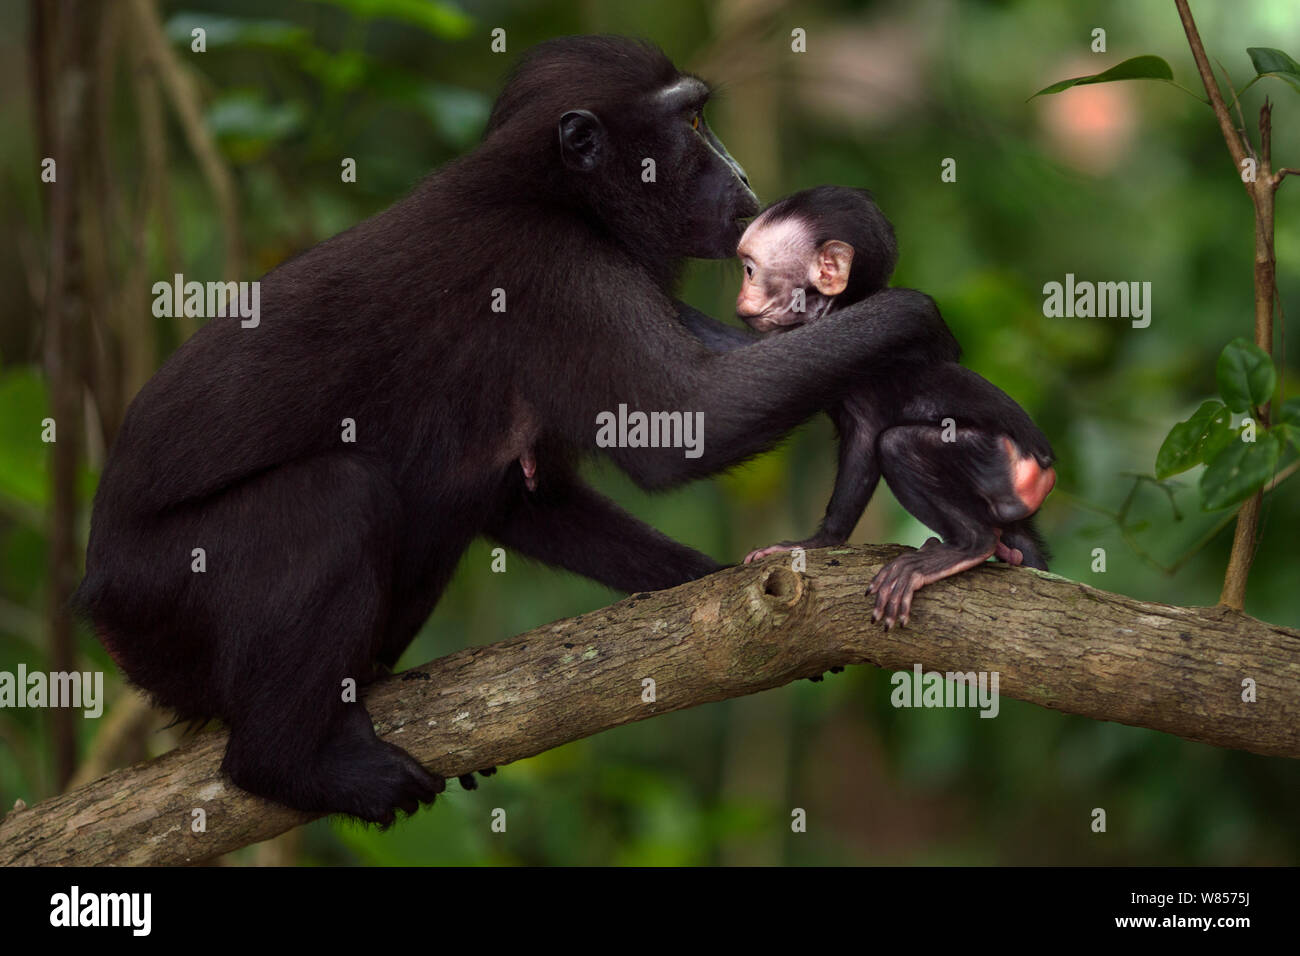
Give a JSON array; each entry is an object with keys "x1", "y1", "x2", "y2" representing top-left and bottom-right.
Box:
[
  {"x1": 868, "y1": 554, "x2": 928, "y2": 630},
  {"x1": 868, "y1": 538, "x2": 996, "y2": 629},
  {"x1": 520, "y1": 452, "x2": 537, "y2": 491},
  {"x1": 993, "y1": 538, "x2": 1023, "y2": 565}
]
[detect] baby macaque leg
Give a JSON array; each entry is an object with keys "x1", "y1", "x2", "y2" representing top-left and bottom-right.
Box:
[
  {"x1": 744, "y1": 403, "x2": 881, "y2": 565},
  {"x1": 868, "y1": 425, "x2": 1032, "y2": 628}
]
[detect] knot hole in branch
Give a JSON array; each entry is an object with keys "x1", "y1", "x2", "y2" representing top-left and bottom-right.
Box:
[{"x1": 762, "y1": 567, "x2": 803, "y2": 606}]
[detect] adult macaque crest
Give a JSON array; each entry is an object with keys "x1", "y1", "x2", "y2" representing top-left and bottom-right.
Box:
[{"x1": 733, "y1": 186, "x2": 1057, "y2": 628}]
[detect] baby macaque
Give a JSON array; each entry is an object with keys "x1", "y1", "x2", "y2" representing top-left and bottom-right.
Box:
[{"x1": 736, "y1": 186, "x2": 1055, "y2": 628}]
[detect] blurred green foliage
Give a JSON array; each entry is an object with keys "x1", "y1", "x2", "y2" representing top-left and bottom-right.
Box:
[{"x1": 0, "y1": 0, "x2": 1297, "y2": 865}]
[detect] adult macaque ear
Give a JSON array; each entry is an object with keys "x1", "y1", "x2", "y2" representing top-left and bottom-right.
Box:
[
  {"x1": 559, "y1": 110, "x2": 606, "y2": 172},
  {"x1": 809, "y1": 240, "x2": 854, "y2": 296}
]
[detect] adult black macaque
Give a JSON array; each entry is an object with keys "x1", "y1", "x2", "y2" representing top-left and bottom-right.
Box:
[
  {"x1": 75, "y1": 39, "x2": 955, "y2": 824},
  {"x1": 732, "y1": 187, "x2": 1055, "y2": 628}
]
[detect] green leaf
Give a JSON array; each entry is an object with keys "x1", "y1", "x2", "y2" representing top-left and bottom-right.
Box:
[
  {"x1": 1216, "y1": 338, "x2": 1276, "y2": 412},
  {"x1": 0, "y1": 368, "x2": 51, "y2": 509},
  {"x1": 305, "y1": 0, "x2": 473, "y2": 38},
  {"x1": 1279, "y1": 397, "x2": 1300, "y2": 427},
  {"x1": 1247, "y1": 47, "x2": 1300, "y2": 94},
  {"x1": 1273, "y1": 399, "x2": 1300, "y2": 452},
  {"x1": 1200, "y1": 432, "x2": 1280, "y2": 510},
  {"x1": 1155, "y1": 401, "x2": 1230, "y2": 478},
  {"x1": 1031, "y1": 55, "x2": 1174, "y2": 98},
  {"x1": 1274, "y1": 423, "x2": 1300, "y2": 452},
  {"x1": 164, "y1": 14, "x2": 312, "y2": 52},
  {"x1": 206, "y1": 92, "x2": 306, "y2": 163},
  {"x1": 412, "y1": 84, "x2": 492, "y2": 148},
  {"x1": 1201, "y1": 416, "x2": 1238, "y2": 462},
  {"x1": 297, "y1": 48, "x2": 369, "y2": 91}
]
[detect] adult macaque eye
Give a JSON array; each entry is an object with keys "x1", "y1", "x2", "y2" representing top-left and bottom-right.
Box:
[{"x1": 745, "y1": 264, "x2": 754, "y2": 277}]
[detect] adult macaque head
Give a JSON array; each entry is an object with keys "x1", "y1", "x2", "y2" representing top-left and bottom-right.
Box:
[
  {"x1": 492, "y1": 40, "x2": 759, "y2": 262},
  {"x1": 735, "y1": 186, "x2": 898, "y2": 332}
]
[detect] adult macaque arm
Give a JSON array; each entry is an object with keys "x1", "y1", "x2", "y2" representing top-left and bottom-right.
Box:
[
  {"x1": 603, "y1": 288, "x2": 958, "y2": 489},
  {"x1": 674, "y1": 300, "x2": 757, "y2": 352}
]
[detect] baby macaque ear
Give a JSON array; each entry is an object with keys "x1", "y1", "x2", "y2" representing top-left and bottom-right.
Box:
[{"x1": 808, "y1": 240, "x2": 854, "y2": 296}]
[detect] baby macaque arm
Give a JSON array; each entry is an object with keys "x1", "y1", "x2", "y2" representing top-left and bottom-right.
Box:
[
  {"x1": 815, "y1": 403, "x2": 883, "y2": 544},
  {"x1": 744, "y1": 401, "x2": 882, "y2": 563}
]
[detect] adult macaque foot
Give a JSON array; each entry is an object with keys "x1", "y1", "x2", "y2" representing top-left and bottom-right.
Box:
[
  {"x1": 457, "y1": 767, "x2": 498, "y2": 791},
  {"x1": 806, "y1": 665, "x2": 845, "y2": 684}
]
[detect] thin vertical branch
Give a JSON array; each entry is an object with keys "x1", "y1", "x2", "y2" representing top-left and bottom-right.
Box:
[
  {"x1": 127, "y1": 0, "x2": 242, "y2": 281},
  {"x1": 38, "y1": 0, "x2": 98, "y2": 787},
  {"x1": 1174, "y1": 0, "x2": 1252, "y2": 176},
  {"x1": 1173, "y1": 0, "x2": 1276, "y2": 610},
  {"x1": 1254, "y1": 100, "x2": 1276, "y2": 382}
]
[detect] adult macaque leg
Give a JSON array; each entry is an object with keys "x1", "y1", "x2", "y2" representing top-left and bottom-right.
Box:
[{"x1": 488, "y1": 475, "x2": 721, "y2": 593}]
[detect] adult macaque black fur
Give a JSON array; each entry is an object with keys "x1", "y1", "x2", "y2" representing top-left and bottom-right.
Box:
[
  {"x1": 732, "y1": 187, "x2": 1056, "y2": 627},
  {"x1": 75, "y1": 39, "x2": 956, "y2": 823}
]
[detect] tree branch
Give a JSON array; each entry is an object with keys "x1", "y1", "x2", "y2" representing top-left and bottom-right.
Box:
[
  {"x1": 1174, "y1": 0, "x2": 1279, "y2": 609},
  {"x1": 126, "y1": 0, "x2": 242, "y2": 280},
  {"x1": 2, "y1": 545, "x2": 1297, "y2": 866},
  {"x1": 1174, "y1": 0, "x2": 1251, "y2": 179}
]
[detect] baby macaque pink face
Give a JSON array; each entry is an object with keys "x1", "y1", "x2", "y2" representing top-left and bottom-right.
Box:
[{"x1": 735, "y1": 214, "x2": 855, "y2": 333}]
